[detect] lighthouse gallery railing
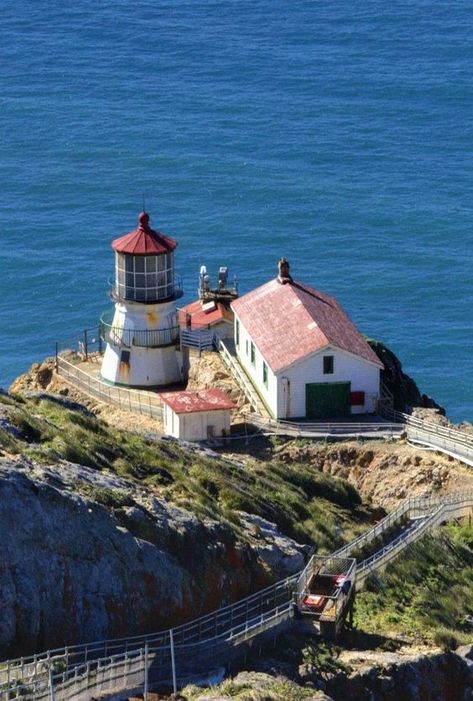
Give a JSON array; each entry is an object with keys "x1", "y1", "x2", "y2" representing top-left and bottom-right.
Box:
[{"x1": 99, "y1": 317, "x2": 180, "y2": 349}]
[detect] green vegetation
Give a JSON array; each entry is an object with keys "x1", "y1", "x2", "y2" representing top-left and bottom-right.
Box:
[
  {"x1": 349, "y1": 514, "x2": 410, "y2": 562},
  {"x1": 301, "y1": 640, "x2": 352, "y2": 680},
  {"x1": 183, "y1": 674, "x2": 316, "y2": 701},
  {"x1": 0, "y1": 393, "x2": 372, "y2": 551},
  {"x1": 182, "y1": 636, "x2": 351, "y2": 700},
  {"x1": 354, "y1": 525, "x2": 473, "y2": 647}
]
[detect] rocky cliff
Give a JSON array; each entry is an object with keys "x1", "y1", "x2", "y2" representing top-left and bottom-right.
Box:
[
  {"x1": 184, "y1": 645, "x2": 473, "y2": 701},
  {"x1": 368, "y1": 339, "x2": 445, "y2": 414},
  {"x1": 0, "y1": 456, "x2": 307, "y2": 658}
]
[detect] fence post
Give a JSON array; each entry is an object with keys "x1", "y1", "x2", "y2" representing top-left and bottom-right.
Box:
[
  {"x1": 49, "y1": 667, "x2": 56, "y2": 701},
  {"x1": 143, "y1": 643, "x2": 149, "y2": 701},
  {"x1": 83, "y1": 330, "x2": 89, "y2": 361},
  {"x1": 170, "y1": 629, "x2": 177, "y2": 697},
  {"x1": 55, "y1": 342, "x2": 59, "y2": 372}
]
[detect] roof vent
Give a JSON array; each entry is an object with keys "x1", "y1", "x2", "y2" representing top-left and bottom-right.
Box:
[{"x1": 277, "y1": 257, "x2": 293, "y2": 285}]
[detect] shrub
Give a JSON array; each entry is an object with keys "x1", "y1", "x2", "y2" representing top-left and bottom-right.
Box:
[
  {"x1": 85, "y1": 486, "x2": 134, "y2": 509},
  {"x1": 433, "y1": 628, "x2": 459, "y2": 651}
]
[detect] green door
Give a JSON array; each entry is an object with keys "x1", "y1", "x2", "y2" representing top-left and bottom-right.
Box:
[{"x1": 306, "y1": 382, "x2": 351, "y2": 419}]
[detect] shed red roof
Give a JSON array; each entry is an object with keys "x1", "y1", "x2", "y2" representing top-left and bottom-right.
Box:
[
  {"x1": 112, "y1": 212, "x2": 177, "y2": 255},
  {"x1": 160, "y1": 389, "x2": 236, "y2": 414},
  {"x1": 178, "y1": 299, "x2": 233, "y2": 330},
  {"x1": 231, "y1": 278, "x2": 383, "y2": 374}
]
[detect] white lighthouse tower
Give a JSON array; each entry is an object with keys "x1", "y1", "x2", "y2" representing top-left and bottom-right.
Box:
[{"x1": 100, "y1": 212, "x2": 182, "y2": 387}]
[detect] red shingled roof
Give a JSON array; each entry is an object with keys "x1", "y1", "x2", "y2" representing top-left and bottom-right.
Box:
[
  {"x1": 231, "y1": 278, "x2": 383, "y2": 374},
  {"x1": 178, "y1": 299, "x2": 233, "y2": 330},
  {"x1": 112, "y1": 212, "x2": 177, "y2": 255},
  {"x1": 160, "y1": 389, "x2": 236, "y2": 414}
]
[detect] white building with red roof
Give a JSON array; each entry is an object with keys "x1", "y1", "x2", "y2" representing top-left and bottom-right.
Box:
[
  {"x1": 178, "y1": 299, "x2": 234, "y2": 340},
  {"x1": 100, "y1": 212, "x2": 183, "y2": 387},
  {"x1": 231, "y1": 259, "x2": 383, "y2": 420},
  {"x1": 161, "y1": 389, "x2": 236, "y2": 441}
]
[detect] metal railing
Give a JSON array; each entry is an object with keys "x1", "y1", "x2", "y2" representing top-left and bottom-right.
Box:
[
  {"x1": 5, "y1": 600, "x2": 294, "y2": 701},
  {"x1": 1, "y1": 576, "x2": 298, "y2": 697},
  {"x1": 356, "y1": 490, "x2": 473, "y2": 585},
  {"x1": 56, "y1": 356, "x2": 163, "y2": 419},
  {"x1": 217, "y1": 339, "x2": 269, "y2": 416},
  {"x1": 180, "y1": 328, "x2": 215, "y2": 352},
  {"x1": 245, "y1": 413, "x2": 405, "y2": 439},
  {"x1": 99, "y1": 318, "x2": 180, "y2": 349},
  {"x1": 379, "y1": 407, "x2": 473, "y2": 466}
]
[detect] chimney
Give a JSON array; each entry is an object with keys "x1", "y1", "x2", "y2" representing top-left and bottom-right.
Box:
[{"x1": 277, "y1": 257, "x2": 293, "y2": 285}]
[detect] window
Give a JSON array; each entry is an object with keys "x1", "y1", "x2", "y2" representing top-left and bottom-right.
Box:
[
  {"x1": 263, "y1": 362, "x2": 268, "y2": 387},
  {"x1": 246, "y1": 340, "x2": 249, "y2": 355},
  {"x1": 236, "y1": 319, "x2": 240, "y2": 347},
  {"x1": 115, "y1": 253, "x2": 175, "y2": 302},
  {"x1": 250, "y1": 342, "x2": 255, "y2": 365},
  {"x1": 120, "y1": 350, "x2": 130, "y2": 364},
  {"x1": 323, "y1": 355, "x2": 334, "y2": 374}
]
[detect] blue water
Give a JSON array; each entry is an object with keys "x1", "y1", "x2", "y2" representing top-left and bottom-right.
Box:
[{"x1": 1, "y1": 1, "x2": 471, "y2": 421}]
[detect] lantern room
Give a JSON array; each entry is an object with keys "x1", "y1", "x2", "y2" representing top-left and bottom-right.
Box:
[{"x1": 111, "y1": 212, "x2": 181, "y2": 303}]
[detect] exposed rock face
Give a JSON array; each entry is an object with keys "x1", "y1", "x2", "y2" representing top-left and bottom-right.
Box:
[
  {"x1": 236, "y1": 512, "x2": 309, "y2": 577},
  {"x1": 187, "y1": 352, "x2": 251, "y2": 417},
  {"x1": 368, "y1": 340, "x2": 445, "y2": 414},
  {"x1": 9, "y1": 358, "x2": 58, "y2": 395},
  {"x1": 186, "y1": 647, "x2": 473, "y2": 700},
  {"x1": 325, "y1": 647, "x2": 473, "y2": 701},
  {"x1": 185, "y1": 670, "x2": 332, "y2": 700},
  {"x1": 0, "y1": 457, "x2": 306, "y2": 658},
  {"x1": 267, "y1": 441, "x2": 473, "y2": 509}
]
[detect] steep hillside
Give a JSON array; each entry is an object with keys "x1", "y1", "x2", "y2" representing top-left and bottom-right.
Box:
[
  {"x1": 0, "y1": 390, "x2": 371, "y2": 657},
  {"x1": 183, "y1": 526, "x2": 473, "y2": 701}
]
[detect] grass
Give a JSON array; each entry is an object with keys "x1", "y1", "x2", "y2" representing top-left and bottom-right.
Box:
[
  {"x1": 182, "y1": 675, "x2": 316, "y2": 701},
  {"x1": 349, "y1": 514, "x2": 410, "y2": 562},
  {"x1": 0, "y1": 393, "x2": 373, "y2": 553},
  {"x1": 354, "y1": 525, "x2": 473, "y2": 647}
]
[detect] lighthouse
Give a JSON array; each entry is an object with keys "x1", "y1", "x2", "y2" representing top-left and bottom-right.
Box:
[{"x1": 100, "y1": 212, "x2": 182, "y2": 387}]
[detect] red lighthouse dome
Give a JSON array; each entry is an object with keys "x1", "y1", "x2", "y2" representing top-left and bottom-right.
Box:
[{"x1": 112, "y1": 212, "x2": 177, "y2": 255}]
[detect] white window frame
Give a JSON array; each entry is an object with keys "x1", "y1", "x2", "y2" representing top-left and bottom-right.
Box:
[{"x1": 116, "y1": 252, "x2": 174, "y2": 301}]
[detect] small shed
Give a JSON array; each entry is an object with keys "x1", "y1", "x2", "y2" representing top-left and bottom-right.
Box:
[{"x1": 161, "y1": 389, "x2": 236, "y2": 442}]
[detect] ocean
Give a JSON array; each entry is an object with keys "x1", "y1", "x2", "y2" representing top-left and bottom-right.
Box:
[{"x1": 0, "y1": 0, "x2": 471, "y2": 421}]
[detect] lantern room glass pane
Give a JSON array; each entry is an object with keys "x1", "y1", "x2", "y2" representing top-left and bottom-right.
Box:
[
  {"x1": 146, "y1": 256, "x2": 156, "y2": 272},
  {"x1": 115, "y1": 251, "x2": 176, "y2": 302},
  {"x1": 135, "y1": 273, "x2": 145, "y2": 288}
]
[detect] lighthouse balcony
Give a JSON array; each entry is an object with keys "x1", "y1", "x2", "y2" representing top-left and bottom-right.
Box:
[
  {"x1": 109, "y1": 273, "x2": 183, "y2": 304},
  {"x1": 99, "y1": 317, "x2": 180, "y2": 349}
]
